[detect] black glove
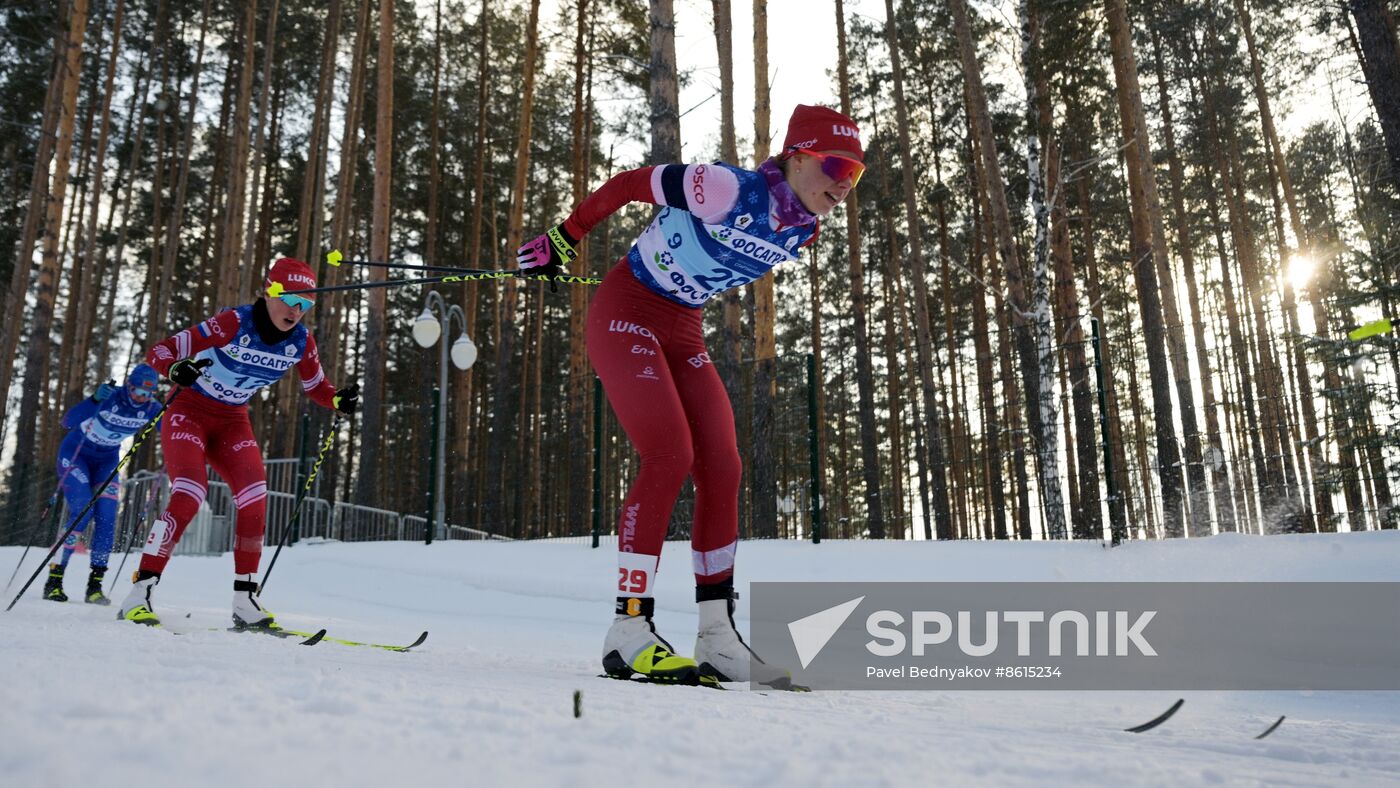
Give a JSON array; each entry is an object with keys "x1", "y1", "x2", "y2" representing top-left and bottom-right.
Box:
[
  {"x1": 333, "y1": 383, "x2": 360, "y2": 415},
  {"x1": 168, "y1": 358, "x2": 212, "y2": 387}
]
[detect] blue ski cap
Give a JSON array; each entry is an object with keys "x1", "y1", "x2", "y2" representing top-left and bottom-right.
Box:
[{"x1": 128, "y1": 363, "x2": 159, "y2": 401}]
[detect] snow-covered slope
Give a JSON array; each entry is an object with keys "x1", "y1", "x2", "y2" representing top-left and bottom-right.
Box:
[{"x1": 3, "y1": 533, "x2": 1398, "y2": 787}]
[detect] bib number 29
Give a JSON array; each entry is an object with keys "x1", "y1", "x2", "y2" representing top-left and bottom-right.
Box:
[{"x1": 618, "y1": 568, "x2": 648, "y2": 594}]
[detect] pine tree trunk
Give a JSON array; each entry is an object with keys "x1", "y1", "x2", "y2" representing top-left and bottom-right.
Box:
[
  {"x1": 453, "y1": 0, "x2": 491, "y2": 526},
  {"x1": 882, "y1": 0, "x2": 952, "y2": 539},
  {"x1": 1349, "y1": 0, "x2": 1400, "y2": 188},
  {"x1": 295, "y1": 0, "x2": 342, "y2": 264},
  {"x1": 425, "y1": 0, "x2": 442, "y2": 270},
  {"x1": 524, "y1": 278, "x2": 546, "y2": 536},
  {"x1": 218, "y1": 0, "x2": 258, "y2": 307},
  {"x1": 153, "y1": 0, "x2": 212, "y2": 345},
  {"x1": 1230, "y1": 0, "x2": 1329, "y2": 529},
  {"x1": 1223, "y1": 124, "x2": 1296, "y2": 509},
  {"x1": 55, "y1": 33, "x2": 102, "y2": 434},
  {"x1": 197, "y1": 34, "x2": 237, "y2": 316},
  {"x1": 485, "y1": 0, "x2": 543, "y2": 532},
  {"x1": 567, "y1": 0, "x2": 593, "y2": 537},
  {"x1": 1152, "y1": 28, "x2": 1234, "y2": 536},
  {"x1": 952, "y1": 0, "x2": 1044, "y2": 539},
  {"x1": 355, "y1": 0, "x2": 394, "y2": 506},
  {"x1": 262, "y1": 86, "x2": 301, "y2": 463},
  {"x1": 1303, "y1": 235, "x2": 1349, "y2": 532},
  {"x1": 710, "y1": 0, "x2": 746, "y2": 532},
  {"x1": 650, "y1": 0, "x2": 680, "y2": 164},
  {"x1": 66, "y1": 0, "x2": 126, "y2": 402},
  {"x1": 993, "y1": 247, "x2": 1032, "y2": 540},
  {"x1": 926, "y1": 71, "x2": 964, "y2": 537},
  {"x1": 11, "y1": 0, "x2": 90, "y2": 512},
  {"x1": 967, "y1": 135, "x2": 1007, "y2": 540},
  {"x1": 1104, "y1": 0, "x2": 1185, "y2": 534},
  {"x1": 834, "y1": 0, "x2": 884, "y2": 537},
  {"x1": 806, "y1": 233, "x2": 828, "y2": 537},
  {"x1": 870, "y1": 142, "x2": 921, "y2": 539},
  {"x1": 322, "y1": 0, "x2": 373, "y2": 385},
  {"x1": 0, "y1": 23, "x2": 65, "y2": 440},
  {"x1": 881, "y1": 261, "x2": 910, "y2": 537},
  {"x1": 1046, "y1": 138, "x2": 1099, "y2": 540},
  {"x1": 239, "y1": 0, "x2": 282, "y2": 307},
  {"x1": 94, "y1": 44, "x2": 152, "y2": 380},
  {"x1": 748, "y1": 0, "x2": 779, "y2": 538},
  {"x1": 142, "y1": 2, "x2": 176, "y2": 352},
  {"x1": 316, "y1": 0, "x2": 370, "y2": 500},
  {"x1": 712, "y1": 0, "x2": 737, "y2": 165},
  {"x1": 1076, "y1": 151, "x2": 1129, "y2": 539},
  {"x1": 1197, "y1": 145, "x2": 1272, "y2": 527},
  {"x1": 1122, "y1": 331, "x2": 1159, "y2": 537}
]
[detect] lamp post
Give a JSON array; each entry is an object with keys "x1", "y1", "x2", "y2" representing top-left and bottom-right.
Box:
[{"x1": 412, "y1": 290, "x2": 476, "y2": 544}]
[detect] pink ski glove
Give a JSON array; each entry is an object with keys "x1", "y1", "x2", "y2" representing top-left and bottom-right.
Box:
[{"x1": 516, "y1": 223, "x2": 580, "y2": 279}]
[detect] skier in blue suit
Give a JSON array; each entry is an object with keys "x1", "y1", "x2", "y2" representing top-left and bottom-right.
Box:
[{"x1": 43, "y1": 364, "x2": 163, "y2": 604}]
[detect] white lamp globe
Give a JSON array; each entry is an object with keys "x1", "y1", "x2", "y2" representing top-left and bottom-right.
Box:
[
  {"x1": 412, "y1": 308, "x2": 441, "y2": 348},
  {"x1": 450, "y1": 334, "x2": 478, "y2": 370}
]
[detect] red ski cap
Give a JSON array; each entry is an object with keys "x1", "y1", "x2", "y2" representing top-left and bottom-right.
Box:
[
  {"x1": 264, "y1": 257, "x2": 318, "y2": 299},
  {"x1": 782, "y1": 104, "x2": 864, "y2": 162}
]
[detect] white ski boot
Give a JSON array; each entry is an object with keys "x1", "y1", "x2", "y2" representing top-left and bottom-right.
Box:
[
  {"x1": 117, "y1": 571, "x2": 160, "y2": 626},
  {"x1": 602, "y1": 597, "x2": 706, "y2": 685},
  {"x1": 694, "y1": 582, "x2": 799, "y2": 689},
  {"x1": 232, "y1": 574, "x2": 275, "y2": 629}
]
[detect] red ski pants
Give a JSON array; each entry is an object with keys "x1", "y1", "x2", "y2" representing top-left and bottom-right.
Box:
[
  {"x1": 141, "y1": 393, "x2": 268, "y2": 576},
  {"x1": 586, "y1": 261, "x2": 742, "y2": 596}
]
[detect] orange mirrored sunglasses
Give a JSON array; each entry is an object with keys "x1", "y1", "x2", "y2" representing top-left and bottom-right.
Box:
[{"x1": 791, "y1": 148, "x2": 865, "y2": 186}]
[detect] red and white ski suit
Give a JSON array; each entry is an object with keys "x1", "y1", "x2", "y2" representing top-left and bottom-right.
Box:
[
  {"x1": 567, "y1": 162, "x2": 818, "y2": 595},
  {"x1": 141, "y1": 302, "x2": 338, "y2": 576}
]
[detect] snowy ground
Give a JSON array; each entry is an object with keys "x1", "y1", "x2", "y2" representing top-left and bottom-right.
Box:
[{"x1": 3, "y1": 533, "x2": 1399, "y2": 787}]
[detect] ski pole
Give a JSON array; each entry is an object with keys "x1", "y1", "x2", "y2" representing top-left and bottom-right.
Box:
[
  {"x1": 3, "y1": 437, "x2": 88, "y2": 592},
  {"x1": 5, "y1": 387, "x2": 180, "y2": 612},
  {"x1": 258, "y1": 415, "x2": 340, "y2": 594},
  {"x1": 324, "y1": 248, "x2": 602, "y2": 285},
  {"x1": 267, "y1": 271, "x2": 601, "y2": 300},
  {"x1": 108, "y1": 472, "x2": 166, "y2": 594},
  {"x1": 324, "y1": 248, "x2": 502, "y2": 276}
]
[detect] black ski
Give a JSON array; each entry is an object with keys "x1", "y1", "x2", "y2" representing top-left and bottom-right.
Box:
[
  {"x1": 598, "y1": 673, "x2": 725, "y2": 690},
  {"x1": 226, "y1": 623, "x2": 326, "y2": 645},
  {"x1": 1255, "y1": 715, "x2": 1286, "y2": 740},
  {"x1": 1124, "y1": 699, "x2": 1185, "y2": 733}
]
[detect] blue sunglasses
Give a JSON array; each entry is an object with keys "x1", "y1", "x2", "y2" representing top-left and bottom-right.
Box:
[
  {"x1": 277, "y1": 293, "x2": 315, "y2": 312},
  {"x1": 128, "y1": 381, "x2": 156, "y2": 402}
]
